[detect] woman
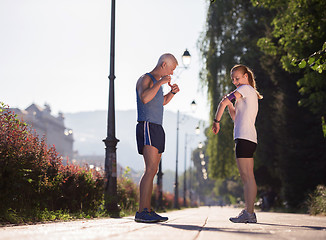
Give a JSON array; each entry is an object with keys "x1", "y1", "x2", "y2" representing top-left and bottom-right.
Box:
[{"x1": 212, "y1": 64, "x2": 263, "y2": 223}]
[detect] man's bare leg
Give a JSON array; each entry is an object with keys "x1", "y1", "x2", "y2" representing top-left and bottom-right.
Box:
[{"x1": 139, "y1": 145, "x2": 161, "y2": 212}]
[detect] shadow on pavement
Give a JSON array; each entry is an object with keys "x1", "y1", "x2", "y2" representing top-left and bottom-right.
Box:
[
  {"x1": 256, "y1": 222, "x2": 326, "y2": 231},
  {"x1": 159, "y1": 223, "x2": 270, "y2": 235}
]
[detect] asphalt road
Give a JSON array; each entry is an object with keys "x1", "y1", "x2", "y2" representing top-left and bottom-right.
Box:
[{"x1": 1, "y1": 206, "x2": 326, "y2": 240}]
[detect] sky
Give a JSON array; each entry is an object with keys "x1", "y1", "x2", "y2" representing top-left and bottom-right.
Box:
[{"x1": 0, "y1": 0, "x2": 209, "y2": 121}]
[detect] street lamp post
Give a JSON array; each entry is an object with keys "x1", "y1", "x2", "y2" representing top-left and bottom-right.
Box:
[
  {"x1": 173, "y1": 49, "x2": 191, "y2": 209},
  {"x1": 103, "y1": 0, "x2": 120, "y2": 216},
  {"x1": 174, "y1": 110, "x2": 180, "y2": 209},
  {"x1": 189, "y1": 142, "x2": 203, "y2": 206},
  {"x1": 156, "y1": 158, "x2": 163, "y2": 210},
  {"x1": 189, "y1": 146, "x2": 194, "y2": 207},
  {"x1": 183, "y1": 126, "x2": 200, "y2": 207},
  {"x1": 183, "y1": 133, "x2": 188, "y2": 207}
]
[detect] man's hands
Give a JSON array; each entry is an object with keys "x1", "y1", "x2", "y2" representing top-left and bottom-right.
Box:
[
  {"x1": 169, "y1": 83, "x2": 180, "y2": 94},
  {"x1": 160, "y1": 75, "x2": 171, "y2": 85},
  {"x1": 161, "y1": 75, "x2": 180, "y2": 94}
]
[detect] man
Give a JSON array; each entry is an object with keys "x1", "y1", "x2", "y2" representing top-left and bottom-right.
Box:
[{"x1": 135, "y1": 53, "x2": 179, "y2": 223}]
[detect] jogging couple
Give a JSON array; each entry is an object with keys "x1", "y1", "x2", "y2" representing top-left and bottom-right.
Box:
[{"x1": 135, "y1": 53, "x2": 262, "y2": 223}]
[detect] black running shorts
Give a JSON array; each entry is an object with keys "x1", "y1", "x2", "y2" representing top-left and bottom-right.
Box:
[
  {"x1": 235, "y1": 138, "x2": 257, "y2": 158},
  {"x1": 136, "y1": 121, "x2": 165, "y2": 155}
]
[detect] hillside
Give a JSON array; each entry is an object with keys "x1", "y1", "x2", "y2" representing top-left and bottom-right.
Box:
[{"x1": 64, "y1": 109, "x2": 207, "y2": 172}]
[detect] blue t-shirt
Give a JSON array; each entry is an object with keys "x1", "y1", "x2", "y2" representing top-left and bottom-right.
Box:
[{"x1": 136, "y1": 73, "x2": 164, "y2": 125}]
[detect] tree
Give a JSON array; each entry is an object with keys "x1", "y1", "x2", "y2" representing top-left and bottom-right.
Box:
[
  {"x1": 191, "y1": 141, "x2": 216, "y2": 204},
  {"x1": 251, "y1": 0, "x2": 326, "y2": 208},
  {"x1": 253, "y1": 0, "x2": 326, "y2": 119},
  {"x1": 199, "y1": 0, "x2": 280, "y2": 186},
  {"x1": 198, "y1": 0, "x2": 247, "y2": 180},
  {"x1": 200, "y1": 0, "x2": 326, "y2": 209}
]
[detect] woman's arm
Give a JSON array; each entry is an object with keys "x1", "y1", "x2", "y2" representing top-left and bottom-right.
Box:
[
  {"x1": 227, "y1": 104, "x2": 235, "y2": 121},
  {"x1": 212, "y1": 91, "x2": 242, "y2": 134},
  {"x1": 212, "y1": 97, "x2": 229, "y2": 134},
  {"x1": 226, "y1": 91, "x2": 242, "y2": 121}
]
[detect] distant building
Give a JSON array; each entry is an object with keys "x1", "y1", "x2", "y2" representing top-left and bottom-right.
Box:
[{"x1": 11, "y1": 103, "x2": 74, "y2": 160}]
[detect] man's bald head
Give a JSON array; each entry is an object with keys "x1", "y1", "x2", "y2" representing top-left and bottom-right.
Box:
[{"x1": 157, "y1": 53, "x2": 178, "y2": 67}]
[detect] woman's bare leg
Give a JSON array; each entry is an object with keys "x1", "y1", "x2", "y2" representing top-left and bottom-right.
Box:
[{"x1": 236, "y1": 157, "x2": 257, "y2": 214}]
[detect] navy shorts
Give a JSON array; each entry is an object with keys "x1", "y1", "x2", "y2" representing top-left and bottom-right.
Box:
[
  {"x1": 235, "y1": 138, "x2": 257, "y2": 158},
  {"x1": 136, "y1": 121, "x2": 165, "y2": 155}
]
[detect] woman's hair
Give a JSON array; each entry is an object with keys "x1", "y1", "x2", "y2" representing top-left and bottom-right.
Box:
[{"x1": 230, "y1": 64, "x2": 263, "y2": 99}]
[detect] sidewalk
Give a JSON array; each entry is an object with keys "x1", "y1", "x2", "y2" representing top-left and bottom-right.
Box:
[{"x1": 1, "y1": 206, "x2": 326, "y2": 240}]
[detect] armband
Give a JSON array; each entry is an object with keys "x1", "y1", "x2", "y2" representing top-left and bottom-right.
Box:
[{"x1": 227, "y1": 92, "x2": 236, "y2": 101}]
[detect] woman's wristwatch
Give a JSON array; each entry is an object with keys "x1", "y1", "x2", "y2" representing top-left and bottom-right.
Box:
[{"x1": 213, "y1": 119, "x2": 220, "y2": 123}]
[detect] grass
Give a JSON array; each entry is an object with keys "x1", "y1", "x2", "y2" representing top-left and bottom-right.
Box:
[
  {"x1": 0, "y1": 203, "x2": 140, "y2": 226},
  {"x1": 0, "y1": 207, "x2": 113, "y2": 226},
  {"x1": 307, "y1": 185, "x2": 326, "y2": 216}
]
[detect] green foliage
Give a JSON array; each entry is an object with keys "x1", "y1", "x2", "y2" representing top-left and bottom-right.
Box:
[
  {"x1": 213, "y1": 178, "x2": 243, "y2": 205},
  {"x1": 198, "y1": 0, "x2": 249, "y2": 180},
  {"x1": 307, "y1": 185, "x2": 326, "y2": 215},
  {"x1": 207, "y1": 120, "x2": 237, "y2": 179},
  {"x1": 35, "y1": 209, "x2": 71, "y2": 221},
  {"x1": 117, "y1": 168, "x2": 139, "y2": 213},
  {"x1": 322, "y1": 117, "x2": 326, "y2": 138},
  {"x1": 200, "y1": 0, "x2": 326, "y2": 211},
  {"x1": 297, "y1": 72, "x2": 326, "y2": 116},
  {"x1": 0, "y1": 104, "x2": 104, "y2": 223},
  {"x1": 0, "y1": 103, "x2": 178, "y2": 223},
  {"x1": 292, "y1": 42, "x2": 326, "y2": 74},
  {"x1": 253, "y1": 0, "x2": 326, "y2": 71},
  {"x1": 254, "y1": 0, "x2": 326, "y2": 118},
  {"x1": 199, "y1": 0, "x2": 277, "y2": 181},
  {"x1": 150, "y1": 185, "x2": 175, "y2": 210},
  {"x1": 256, "y1": 38, "x2": 278, "y2": 56},
  {"x1": 191, "y1": 142, "x2": 216, "y2": 199}
]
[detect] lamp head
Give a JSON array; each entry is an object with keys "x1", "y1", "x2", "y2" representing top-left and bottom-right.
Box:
[
  {"x1": 182, "y1": 49, "x2": 191, "y2": 68},
  {"x1": 191, "y1": 100, "x2": 197, "y2": 112},
  {"x1": 195, "y1": 126, "x2": 200, "y2": 135}
]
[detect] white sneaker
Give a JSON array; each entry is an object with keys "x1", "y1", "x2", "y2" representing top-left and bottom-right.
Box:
[{"x1": 229, "y1": 210, "x2": 257, "y2": 223}]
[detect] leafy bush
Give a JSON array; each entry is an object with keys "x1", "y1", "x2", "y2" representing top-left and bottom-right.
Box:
[
  {"x1": 0, "y1": 103, "x2": 104, "y2": 223},
  {"x1": 308, "y1": 185, "x2": 326, "y2": 215},
  {"x1": 162, "y1": 191, "x2": 174, "y2": 209},
  {"x1": 0, "y1": 103, "x2": 179, "y2": 223},
  {"x1": 117, "y1": 168, "x2": 139, "y2": 214},
  {"x1": 150, "y1": 186, "x2": 178, "y2": 210}
]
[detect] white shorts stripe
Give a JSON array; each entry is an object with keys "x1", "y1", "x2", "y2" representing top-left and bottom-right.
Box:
[{"x1": 143, "y1": 121, "x2": 152, "y2": 146}]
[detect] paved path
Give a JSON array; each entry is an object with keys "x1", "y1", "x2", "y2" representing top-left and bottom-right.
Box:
[{"x1": 1, "y1": 206, "x2": 326, "y2": 240}]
